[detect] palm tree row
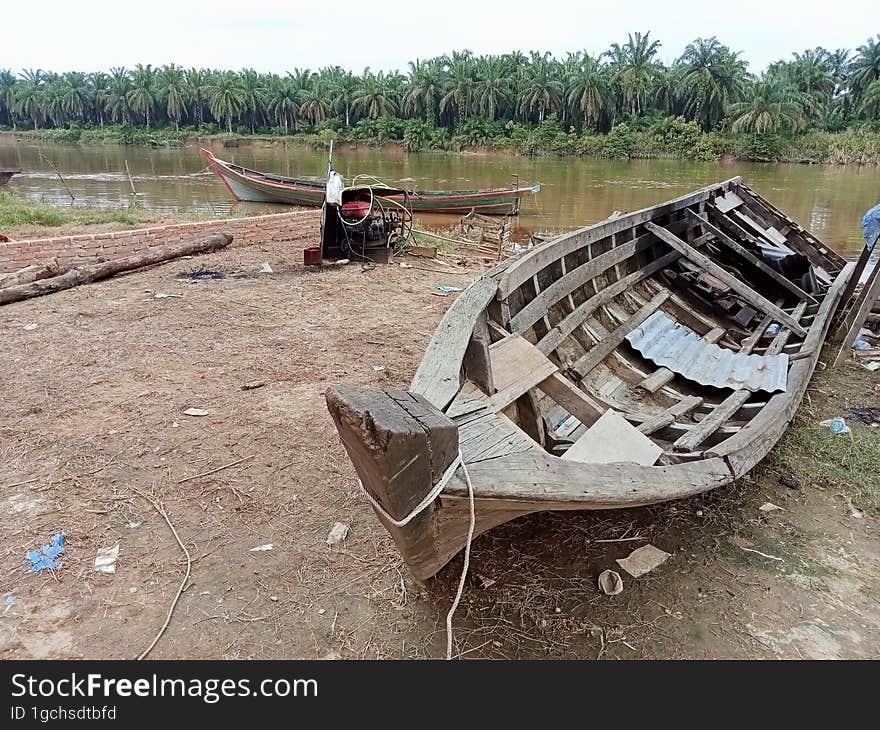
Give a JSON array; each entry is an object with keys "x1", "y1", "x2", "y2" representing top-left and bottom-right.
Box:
[{"x1": 1, "y1": 34, "x2": 878, "y2": 137}]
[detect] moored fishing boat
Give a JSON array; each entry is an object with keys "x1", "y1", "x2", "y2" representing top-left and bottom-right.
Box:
[
  {"x1": 325, "y1": 177, "x2": 853, "y2": 580},
  {"x1": 201, "y1": 148, "x2": 540, "y2": 215}
]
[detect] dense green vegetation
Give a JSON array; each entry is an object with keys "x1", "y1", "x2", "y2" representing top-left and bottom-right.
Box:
[{"x1": 2, "y1": 33, "x2": 879, "y2": 162}]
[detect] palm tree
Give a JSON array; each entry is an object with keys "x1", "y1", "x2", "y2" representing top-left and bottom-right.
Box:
[
  {"x1": 565, "y1": 53, "x2": 609, "y2": 128},
  {"x1": 185, "y1": 68, "x2": 208, "y2": 125},
  {"x1": 107, "y1": 67, "x2": 132, "y2": 124},
  {"x1": 89, "y1": 72, "x2": 111, "y2": 128},
  {"x1": 13, "y1": 79, "x2": 43, "y2": 128},
  {"x1": 676, "y1": 37, "x2": 749, "y2": 130},
  {"x1": 0, "y1": 69, "x2": 16, "y2": 128},
  {"x1": 299, "y1": 78, "x2": 329, "y2": 125},
  {"x1": 41, "y1": 81, "x2": 66, "y2": 126},
  {"x1": 439, "y1": 59, "x2": 476, "y2": 123},
  {"x1": 517, "y1": 55, "x2": 563, "y2": 123},
  {"x1": 266, "y1": 75, "x2": 299, "y2": 133},
  {"x1": 850, "y1": 35, "x2": 880, "y2": 117},
  {"x1": 128, "y1": 64, "x2": 157, "y2": 128},
  {"x1": 728, "y1": 80, "x2": 809, "y2": 133},
  {"x1": 605, "y1": 31, "x2": 662, "y2": 116},
  {"x1": 207, "y1": 71, "x2": 245, "y2": 132},
  {"x1": 324, "y1": 67, "x2": 358, "y2": 126},
  {"x1": 352, "y1": 72, "x2": 398, "y2": 119},
  {"x1": 158, "y1": 65, "x2": 188, "y2": 130},
  {"x1": 473, "y1": 57, "x2": 512, "y2": 121},
  {"x1": 238, "y1": 68, "x2": 265, "y2": 133},
  {"x1": 60, "y1": 71, "x2": 89, "y2": 123},
  {"x1": 404, "y1": 60, "x2": 443, "y2": 123}
]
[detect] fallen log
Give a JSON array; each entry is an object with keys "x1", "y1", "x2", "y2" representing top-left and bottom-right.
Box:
[
  {"x1": 0, "y1": 259, "x2": 61, "y2": 289},
  {"x1": 0, "y1": 233, "x2": 232, "y2": 306}
]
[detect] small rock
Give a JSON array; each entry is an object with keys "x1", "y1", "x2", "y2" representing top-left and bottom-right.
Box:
[
  {"x1": 779, "y1": 474, "x2": 799, "y2": 490},
  {"x1": 23, "y1": 323, "x2": 38, "y2": 331}
]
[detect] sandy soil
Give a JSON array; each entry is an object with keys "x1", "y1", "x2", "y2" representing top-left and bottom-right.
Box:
[{"x1": 1, "y1": 227, "x2": 878, "y2": 660}]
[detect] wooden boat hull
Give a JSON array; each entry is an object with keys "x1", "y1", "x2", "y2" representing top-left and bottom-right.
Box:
[
  {"x1": 201, "y1": 148, "x2": 539, "y2": 214},
  {"x1": 326, "y1": 178, "x2": 852, "y2": 580}
]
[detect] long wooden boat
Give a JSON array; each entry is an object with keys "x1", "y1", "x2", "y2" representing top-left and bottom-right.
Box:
[
  {"x1": 326, "y1": 178, "x2": 853, "y2": 580},
  {"x1": 201, "y1": 148, "x2": 540, "y2": 215}
]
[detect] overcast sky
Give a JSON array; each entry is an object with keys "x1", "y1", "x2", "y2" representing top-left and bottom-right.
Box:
[{"x1": 5, "y1": 0, "x2": 876, "y2": 75}]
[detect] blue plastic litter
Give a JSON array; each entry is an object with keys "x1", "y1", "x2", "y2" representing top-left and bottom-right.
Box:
[
  {"x1": 862, "y1": 203, "x2": 880, "y2": 251},
  {"x1": 821, "y1": 417, "x2": 851, "y2": 435},
  {"x1": 437, "y1": 285, "x2": 463, "y2": 293},
  {"x1": 26, "y1": 533, "x2": 64, "y2": 572},
  {"x1": 854, "y1": 338, "x2": 871, "y2": 351}
]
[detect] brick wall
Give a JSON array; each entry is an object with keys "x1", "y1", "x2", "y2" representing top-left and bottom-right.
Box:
[{"x1": 0, "y1": 209, "x2": 321, "y2": 273}]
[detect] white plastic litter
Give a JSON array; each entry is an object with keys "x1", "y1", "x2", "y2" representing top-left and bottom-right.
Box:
[
  {"x1": 94, "y1": 545, "x2": 119, "y2": 574},
  {"x1": 326, "y1": 522, "x2": 350, "y2": 545},
  {"x1": 260, "y1": 262, "x2": 273, "y2": 274},
  {"x1": 249, "y1": 543, "x2": 273, "y2": 552},
  {"x1": 598, "y1": 569, "x2": 624, "y2": 595},
  {"x1": 183, "y1": 408, "x2": 209, "y2": 417}
]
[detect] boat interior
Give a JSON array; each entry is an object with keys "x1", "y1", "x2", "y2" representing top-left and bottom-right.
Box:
[{"x1": 435, "y1": 179, "x2": 848, "y2": 474}]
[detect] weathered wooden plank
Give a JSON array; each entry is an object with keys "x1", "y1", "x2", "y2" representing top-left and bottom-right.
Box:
[
  {"x1": 832, "y1": 261, "x2": 880, "y2": 367},
  {"x1": 410, "y1": 275, "x2": 498, "y2": 410},
  {"x1": 499, "y1": 178, "x2": 741, "y2": 298},
  {"x1": 536, "y1": 372, "x2": 604, "y2": 426},
  {"x1": 644, "y1": 222, "x2": 808, "y2": 337},
  {"x1": 637, "y1": 396, "x2": 703, "y2": 435},
  {"x1": 713, "y1": 191, "x2": 745, "y2": 213},
  {"x1": 687, "y1": 210, "x2": 816, "y2": 303},
  {"x1": 486, "y1": 334, "x2": 558, "y2": 412},
  {"x1": 509, "y1": 221, "x2": 689, "y2": 333},
  {"x1": 570, "y1": 290, "x2": 671, "y2": 378},
  {"x1": 708, "y1": 262, "x2": 854, "y2": 476},
  {"x1": 638, "y1": 327, "x2": 725, "y2": 393}
]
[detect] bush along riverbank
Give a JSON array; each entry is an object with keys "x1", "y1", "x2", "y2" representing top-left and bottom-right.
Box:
[{"x1": 6, "y1": 116, "x2": 880, "y2": 164}]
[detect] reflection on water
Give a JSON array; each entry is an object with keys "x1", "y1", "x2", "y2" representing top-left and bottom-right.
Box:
[{"x1": 2, "y1": 138, "x2": 878, "y2": 255}]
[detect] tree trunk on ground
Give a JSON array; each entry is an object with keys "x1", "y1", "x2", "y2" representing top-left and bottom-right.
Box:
[
  {"x1": 0, "y1": 233, "x2": 232, "y2": 306},
  {"x1": 0, "y1": 259, "x2": 60, "y2": 289}
]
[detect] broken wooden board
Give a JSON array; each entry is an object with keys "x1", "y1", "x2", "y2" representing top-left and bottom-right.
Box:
[
  {"x1": 487, "y1": 334, "x2": 558, "y2": 412},
  {"x1": 644, "y1": 222, "x2": 807, "y2": 337},
  {"x1": 561, "y1": 409, "x2": 662, "y2": 466}
]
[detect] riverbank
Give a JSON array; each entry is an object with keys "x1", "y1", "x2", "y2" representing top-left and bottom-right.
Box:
[
  {"x1": 1, "y1": 225, "x2": 877, "y2": 659},
  {"x1": 0, "y1": 190, "x2": 267, "y2": 241},
  {"x1": 5, "y1": 120, "x2": 880, "y2": 165}
]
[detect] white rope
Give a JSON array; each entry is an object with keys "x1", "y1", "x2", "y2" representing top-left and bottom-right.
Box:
[
  {"x1": 446, "y1": 454, "x2": 475, "y2": 660},
  {"x1": 357, "y1": 449, "x2": 476, "y2": 660},
  {"x1": 359, "y1": 453, "x2": 462, "y2": 527}
]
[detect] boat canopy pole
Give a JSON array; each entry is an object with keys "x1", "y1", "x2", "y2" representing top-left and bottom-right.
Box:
[{"x1": 327, "y1": 139, "x2": 334, "y2": 178}]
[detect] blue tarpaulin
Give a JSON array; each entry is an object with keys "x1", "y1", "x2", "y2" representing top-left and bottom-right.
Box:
[{"x1": 862, "y1": 203, "x2": 880, "y2": 251}]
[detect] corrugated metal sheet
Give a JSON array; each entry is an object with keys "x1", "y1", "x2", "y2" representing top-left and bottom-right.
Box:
[{"x1": 626, "y1": 311, "x2": 789, "y2": 393}]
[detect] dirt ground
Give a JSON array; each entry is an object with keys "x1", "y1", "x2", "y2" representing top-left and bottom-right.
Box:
[{"x1": 1, "y1": 227, "x2": 878, "y2": 660}]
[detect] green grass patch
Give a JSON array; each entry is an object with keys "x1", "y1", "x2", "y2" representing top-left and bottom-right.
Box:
[{"x1": 0, "y1": 191, "x2": 145, "y2": 231}]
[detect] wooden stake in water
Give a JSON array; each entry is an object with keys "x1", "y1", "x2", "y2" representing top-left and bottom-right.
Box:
[
  {"x1": 41, "y1": 153, "x2": 75, "y2": 201},
  {"x1": 124, "y1": 159, "x2": 138, "y2": 196}
]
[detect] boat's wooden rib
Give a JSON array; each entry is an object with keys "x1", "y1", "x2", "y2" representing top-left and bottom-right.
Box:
[
  {"x1": 570, "y1": 291, "x2": 671, "y2": 379},
  {"x1": 326, "y1": 179, "x2": 853, "y2": 580}
]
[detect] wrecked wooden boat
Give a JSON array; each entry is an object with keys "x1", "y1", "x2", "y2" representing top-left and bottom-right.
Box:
[
  {"x1": 326, "y1": 178, "x2": 853, "y2": 579},
  {"x1": 201, "y1": 147, "x2": 540, "y2": 214}
]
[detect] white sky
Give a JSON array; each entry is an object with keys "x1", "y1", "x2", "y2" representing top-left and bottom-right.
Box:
[{"x1": 4, "y1": 0, "x2": 876, "y2": 75}]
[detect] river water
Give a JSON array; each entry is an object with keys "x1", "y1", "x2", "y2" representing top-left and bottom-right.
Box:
[{"x1": 2, "y1": 138, "x2": 878, "y2": 255}]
